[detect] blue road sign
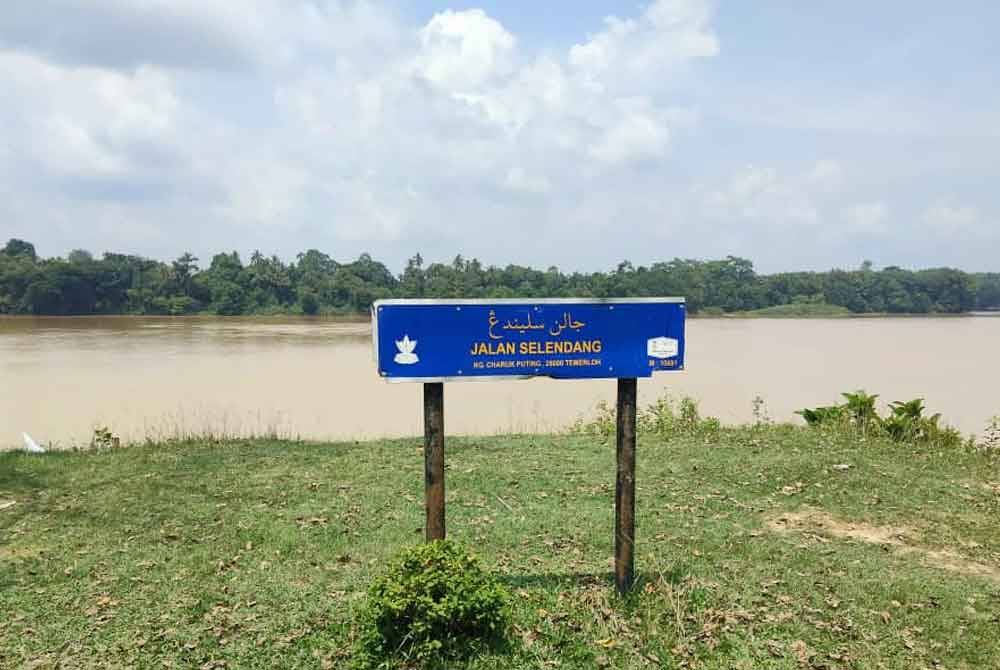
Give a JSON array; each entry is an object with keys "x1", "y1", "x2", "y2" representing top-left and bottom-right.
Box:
[{"x1": 372, "y1": 298, "x2": 685, "y2": 381}]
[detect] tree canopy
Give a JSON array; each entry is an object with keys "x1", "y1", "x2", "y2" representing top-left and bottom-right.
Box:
[{"x1": 0, "y1": 239, "x2": 996, "y2": 316}]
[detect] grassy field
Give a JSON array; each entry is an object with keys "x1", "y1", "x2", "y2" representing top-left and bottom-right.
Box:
[
  {"x1": 2, "y1": 423, "x2": 999, "y2": 669},
  {"x1": 735, "y1": 304, "x2": 852, "y2": 318}
]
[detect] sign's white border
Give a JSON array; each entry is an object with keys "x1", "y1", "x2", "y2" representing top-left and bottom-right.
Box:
[{"x1": 371, "y1": 297, "x2": 686, "y2": 383}]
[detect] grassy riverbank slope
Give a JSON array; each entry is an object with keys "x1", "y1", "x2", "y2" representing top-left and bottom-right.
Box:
[{"x1": 2, "y1": 428, "x2": 999, "y2": 668}]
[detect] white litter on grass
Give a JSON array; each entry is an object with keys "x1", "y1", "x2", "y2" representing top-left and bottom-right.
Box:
[
  {"x1": 22, "y1": 432, "x2": 45, "y2": 453},
  {"x1": 0, "y1": 501, "x2": 15, "y2": 511}
]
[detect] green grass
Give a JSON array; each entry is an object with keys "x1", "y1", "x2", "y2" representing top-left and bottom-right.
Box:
[
  {"x1": 736, "y1": 303, "x2": 852, "y2": 318},
  {"x1": 2, "y1": 427, "x2": 999, "y2": 669}
]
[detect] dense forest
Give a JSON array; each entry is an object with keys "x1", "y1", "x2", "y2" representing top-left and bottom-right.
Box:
[{"x1": 1, "y1": 238, "x2": 998, "y2": 316}]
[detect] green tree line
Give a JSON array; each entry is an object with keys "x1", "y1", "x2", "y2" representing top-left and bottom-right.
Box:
[{"x1": 2, "y1": 238, "x2": 998, "y2": 316}]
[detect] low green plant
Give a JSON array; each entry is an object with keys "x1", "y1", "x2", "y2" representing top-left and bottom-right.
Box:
[
  {"x1": 639, "y1": 394, "x2": 720, "y2": 437},
  {"x1": 90, "y1": 426, "x2": 120, "y2": 449},
  {"x1": 796, "y1": 405, "x2": 845, "y2": 427},
  {"x1": 355, "y1": 540, "x2": 509, "y2": 669},
  {"x1": 841, "y1": 390, "x2": 879, "y2": 432},
  {"x1": 568, "y1": 393, "x2": 720, "y2": 439},
  {"x1": 568, "y1": 399, "x2": 616, "y2": 439},
  {"x1": 882, "y1": 399, "x2": 931, "y2": 442},
  {"x1": 798, "y1": 391, "x2": 963, "y2": 448}
]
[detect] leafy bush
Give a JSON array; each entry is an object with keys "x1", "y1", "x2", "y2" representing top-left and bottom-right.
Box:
[
  {"x1": 569, "y1": 399, "x2": 617, "y2": 440},
  {"x1": 798, "y1": 391, "x2": 878, "y2": 432},
  {"x1": 570, "y1": 393, "x2": 720, "y2": 440},
  {"x1": 299, "y1": 289, "x2": 319, "y2": 315},
  {"x1": 355, "y1": 540, "x2": 509, "y2": 669},
  {"x1": 797, "y1": 405, "x2": 845, "y2": 427},
  {"x1": 798, "y1": 391, "x2": 963, "y2": 448},
  {"x1": 841, "y1": 391, "x2": 879, "y2": 431},
  {"x1": 90, "y1": 426, "x2": 120, "y2": 449},
  {"x1": 882, "y1": 399, "x2": 933, "y2": 442},
  {"x1": 638, "y1": 393, "x2": 720, "y2": 437}
]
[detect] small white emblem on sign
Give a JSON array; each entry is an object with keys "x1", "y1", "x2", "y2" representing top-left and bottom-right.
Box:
[
  {"x1": 394, "y1": 335, "x2": 419, "y2": 364},
  {"x1": 647, "y1": 336, "x2": 678, "y2": 359}
]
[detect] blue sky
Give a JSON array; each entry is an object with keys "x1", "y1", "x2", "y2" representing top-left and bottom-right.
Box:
[{"x1": 0, "y1": 1, "x2": 997, "y2": 273}]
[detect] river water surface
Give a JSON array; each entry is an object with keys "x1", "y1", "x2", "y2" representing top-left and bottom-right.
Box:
[{"x1": 2, "y1": 316, "x2": 998, "y2": 449}]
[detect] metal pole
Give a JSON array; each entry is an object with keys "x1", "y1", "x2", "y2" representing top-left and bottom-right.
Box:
[
  {"x1": 423, "y1": 382, "x2": 446, "y2": 541},
  {"x1": 615, "y1": 377, "x2": 637, "y2": 594}
]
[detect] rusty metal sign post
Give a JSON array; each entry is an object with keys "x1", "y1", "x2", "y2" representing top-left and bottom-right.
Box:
[{"x1": 373, "y1": 298, "x2": 685, "y2": 594}]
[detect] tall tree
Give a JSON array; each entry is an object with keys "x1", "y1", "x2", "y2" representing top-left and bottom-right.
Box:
[{"x1": 3, "y1": 238, "x2": 36, "y2": 261}]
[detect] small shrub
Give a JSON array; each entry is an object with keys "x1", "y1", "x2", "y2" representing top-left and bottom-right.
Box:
[
  {"x1": 355, "y1": 540, "x2": 509, "y2": 669},
  {"x1": 638, "y1": 394, "x2": 677, "y2": 435},
  {"x1": 678, "y1": 396, "x2": 702, "y2": 428},
  {"x1": 841, "y1": 391, "x2": 879, "y2": 432},
  {"x1": 571, "y1": 394, "x2": 721, "y2": 440},
  {"x1": 299, "y1": 290, "x2": 320, "y2": 315},
  {"x1": 569, "y1": 399, "x2": 616, "y2": 440},
  {"x1": 797, "y1": 391, "x2": 963, "y2": 448},
  {"x1": 882, "y1": 399, "x2": 931, "y2": 442},
  {"x1": 798, "y1": 391, "x2": 878, "y2": 433},
  {"x1": 90, "y1": 426, "x2": 120, "y2": 449},
  {"x1": 637, "y1": 393, "x2": 719, "y2": 438},
  {"x1": 796, "y1": 405, "x2": 845, "y2": 427}
]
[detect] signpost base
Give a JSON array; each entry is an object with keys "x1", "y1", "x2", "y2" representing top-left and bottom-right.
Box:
[
  {"x1": 615, "y1": 378, "x2": 637, "y2": 594},
  {"x1": 424, "y1": 382, "x2": 446, "y2": 541}
]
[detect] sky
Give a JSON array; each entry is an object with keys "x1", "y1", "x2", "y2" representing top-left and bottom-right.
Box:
[{"x1": 0, "y1": 0, "x2": 997, "y2": 274}]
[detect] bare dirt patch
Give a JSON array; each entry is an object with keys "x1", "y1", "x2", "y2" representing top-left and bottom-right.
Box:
[{"x1": 766, "y1": 508, "x2": 1000, "y2": 582}]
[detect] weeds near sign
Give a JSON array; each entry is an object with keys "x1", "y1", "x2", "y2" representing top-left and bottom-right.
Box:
[
  {"x1": 89, "y1": 426, "x2": 120, "y2": 449},
  {"x1": 570, "y1": 392, "x2": 719, "y2": 441},
  {"x1": 569, "y1": 399, "x2": 617, "y2": 440},
  {"x1": 355, "y1": 540, "x2": 509, "y2": 669},
  {"x1": 639, "y1": 394, "x2": 720, "y2": 438},
  {"x1": 798, "y1": 391, "x2": 965, "y2": 448}
]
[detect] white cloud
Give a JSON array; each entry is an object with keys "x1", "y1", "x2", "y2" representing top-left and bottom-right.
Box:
[
  {"x1": 0, "y1": 51, "x2": 180, "y2": 181},
  {"x1": 806, "y1": 159, "x2": 844, "y2": 192},
  {"x1": 414, "y1": 9, "x2": 516, "y2": 92},
  {"x1": 589, "y1": 108, "x2": 671, "y2": 165},
  {"x1": 569, "y1": 0, "x2": 718, "y2": 86},
  {"x1": 0, "y1": 0, "x2": 995, "y2": 273},
  {"x1": 0, "y1": 0, "x2": 402, "y2": 72},
  {"x1": 267, "y1": 0, "x2": 721, "y2": 217},
  {"x1": 504, "y1": 166, "x2": 550, "y2": 195},
  {"x1": 843, "y1": 202, "x2": 889, "y2": 234},
  {"x1": 702, "y1": 164, "x2": 821, "y2": 228},
  {"x1": 921, "y1": 201, "x2": 981, "y2": 232}
]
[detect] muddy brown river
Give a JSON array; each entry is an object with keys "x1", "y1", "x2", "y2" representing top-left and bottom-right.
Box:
[{"x1": 2, "y1": 315, "x2": 998, "y2": 449}]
